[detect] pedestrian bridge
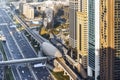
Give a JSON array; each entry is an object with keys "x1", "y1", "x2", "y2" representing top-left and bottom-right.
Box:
[{"x1": 0, "y1": 57, "x2": 47, "y2": 65}]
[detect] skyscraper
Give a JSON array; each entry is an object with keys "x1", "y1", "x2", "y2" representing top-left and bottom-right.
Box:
[
  {"x1": 69, "y1": 0, "x2": 88, "y2": 68},
  {"x1": 88, "y1": 0, "x2": 100, "y2": 80},
  {"x1": 76, "y1": 0, "x2": 88, "y2": 68},
  {"x1": 69, "y1": 0, "x2": 87, "y2": 48},
  {"x1": 69, "y1": 0, "x2": 80, "y2": 48},
  {"x1": 100, "y1": 0, "x2": 120, "y2": 80}
]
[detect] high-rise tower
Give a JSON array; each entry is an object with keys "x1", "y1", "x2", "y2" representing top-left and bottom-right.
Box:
[
  {"x1": 88, "y1": 0, "x2": 100, "y2": 80},
  {"x1": 100, "y1": 0, "x2": 120, "y2": 80},
  {"x1": 69, "y1": 0, "x2": 80, "y2": 48},
  {"x1": 69, "y1": 0, "x2": 87, "y2": 48},
  {"x1": 76, "y1": 0, "x2": 88, "y2": 68},
  {"x1": 69, "y1": 0, "x2": 88, "y2": 68}
]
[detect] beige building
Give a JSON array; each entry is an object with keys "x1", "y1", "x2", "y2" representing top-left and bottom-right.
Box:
[
  {"x1": 76, "y1": 0, "x2": 88, "y2": 69},
  {"x1": 69, "y1": 1, "x2": 88, "y2": 68},
  {"x1": 23, "y1": 4, "x2": 34, "y2": 19},
  {"x1": 76, "y1": 12, "x2": 88, "y2": 68},
  {"x1": 22, "y1": 2, "x2": 45, "y2": 19},
  {"x1": 69, "y1": 0, "x2": 87, "y2": 48},
  {"x1": 100, "y1": 0, "x2": 120, "y2": 80}
]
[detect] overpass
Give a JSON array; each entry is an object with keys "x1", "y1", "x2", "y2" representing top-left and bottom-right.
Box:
[
  {"x1": 13, "y1": 14, "x2": 48, "y2": 44},
  {"x1": 0, "y1": 57, "x2": 47, "y2": 65}
]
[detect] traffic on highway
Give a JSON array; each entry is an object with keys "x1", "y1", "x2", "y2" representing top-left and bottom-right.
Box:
[{"x1": 0, "y1": 8, "x2": 53, "y2": 80}]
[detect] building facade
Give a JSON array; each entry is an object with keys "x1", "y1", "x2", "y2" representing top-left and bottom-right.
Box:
[
  {"x1": 75, "y1": 0, "x2": 88, "y2": 68},
  {"x1": 69, "y1": 0, "x2": 88, "y2": 68},
  {"x1": 69, "y1": 0, "x2": 80, "y2": 48},
  {"x1": 76, "y1": 11, "x2": 88, "y2": 68},
  {"x1": 22, "y1": 2, "x2": 45, "y2": 19},
  {"x1": 23, "y1": 3, "x2": 34, "y2": 19},
  {"x1": 100, "y1": 0, "x2": 120, "y2": 80},
  {"x1": 88, "y1": 0, "x2": 100, "y2": 80}
]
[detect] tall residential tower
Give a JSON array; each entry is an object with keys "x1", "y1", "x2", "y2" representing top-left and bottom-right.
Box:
[
  {"x1": 76, "y1": 0, "x2": 88, "y2": 68},
  {"x1": 100, "y1": 0, "x2": 120, "y2": 80},
  {"x1": 69, "y1": 0, "x2": 88, "y2": 68},
  {"x1": 69, "y1": 0, "x2": 80, "y2": 48}
]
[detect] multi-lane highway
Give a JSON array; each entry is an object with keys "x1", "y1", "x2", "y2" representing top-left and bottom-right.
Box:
[
  {"x1": 0, "y1": 8, "x2": 34, "y2": 80},
  {"x1": 0, "y1": 8, "x2": 53, "y2": 80}
]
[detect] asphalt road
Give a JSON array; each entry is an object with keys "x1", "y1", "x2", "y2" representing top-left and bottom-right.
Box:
[
  {"x1": 0, "y1": 8, "x2": 35, "y2": 80},
  {"x1": 32, "y1": 66, "x2": 53, "y2": 80},
  {"x1": 0, "y1": 8, "x2": 52, "y2": 80},
  {"x1": 10, "y1": 27, "x2": 37, "y2": 58}
]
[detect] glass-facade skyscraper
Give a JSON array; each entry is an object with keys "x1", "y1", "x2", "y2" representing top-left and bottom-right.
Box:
[
  {"x1": 88, "y1": 0, "x2": 100, "y2": 80},
  {"x1": 88, "y1": 0, "x2": 95, "y2": 70},
  {"x1": 88, "y1": 0, "x2": 120, "y2": 80}
]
